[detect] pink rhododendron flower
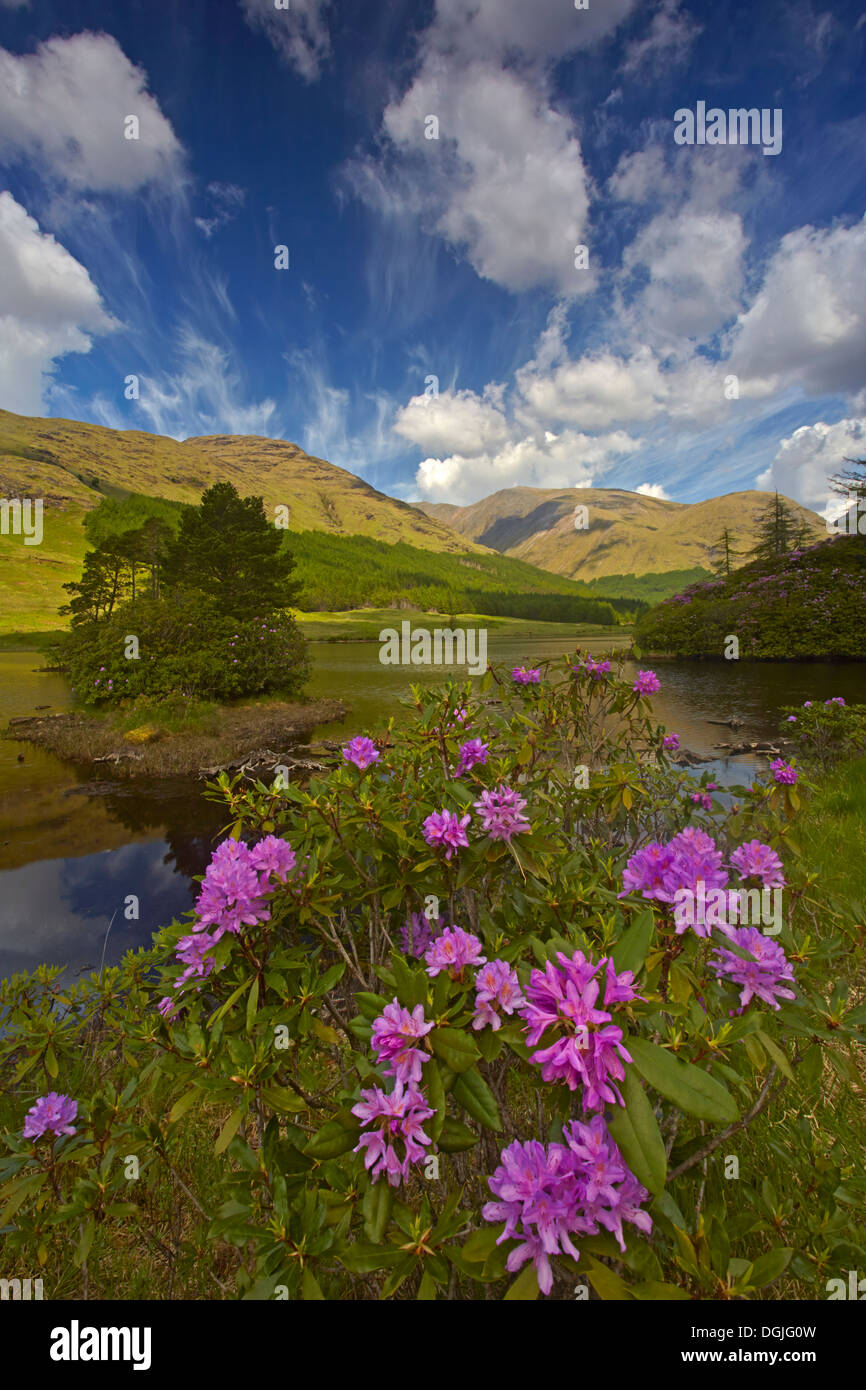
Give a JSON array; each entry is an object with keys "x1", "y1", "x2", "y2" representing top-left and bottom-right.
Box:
[
  {"x1": 482, "y1": 1118, "x2": 651, "y2": 1295},
  {"x1": 520, "y1": 951, "x2": 640, "y2": 1109},
  {"x1": 425, "y1": 926, "x2": 486, "y2": 978},
  {"x1": 770, "y1": 759, "x2": 798, "y2": 784},
  {"x1": 454, "y1": 738, "x2": 489, "y2": 777},
  {"x1": 371, "y1": 999, "x2": 434, "y2": 1084},
  {"x1": 342, "y1": 735, "x2": 380, "y2": 770},
  {"x1": 633, "y1": 669, "x2": 660, "y2": 695},
  {"x1": 512, "y1": 666, "x2": 541, "y2": 685},
  {"x1": 352, "y1": 1081, "x2": 434, "y2": 1186},
  {"x1": 710, "y1": 927, "x2": 795, "y2": 1011},
  {"x1": 472, "y1": 959, "x2": 524, "y2": 1031},
  {"x1": 23, "y1": 1093, "x2": 78, "y2": 1139},
  {"x1": 473, "y1": 784, "x2": 530, "y2": 842},
  {"x1": 400, "y1": 911, "x2": 445, "y2": 959},
  {"x1": 730, "y1": 839, "x2": 785, "y2": 889},
  {"x1": 663, "y1": 733, "x2": 680, "y2": 750},
  {"x1": 422, "y1": 809, "x2": 471, "y2": 859}
]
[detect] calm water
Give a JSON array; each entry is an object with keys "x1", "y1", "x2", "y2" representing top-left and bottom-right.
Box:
[{"x1": 1, "y1": 640, "x2": 864, "y2": 979}]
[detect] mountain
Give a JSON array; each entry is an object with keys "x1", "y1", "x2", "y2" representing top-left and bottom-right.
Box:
[
  {"x1": 0, "y1": 408, "x2": 480, "y2": 553},
  {"x1": 417, "y1": 487, "x2": 827, "y2": 597}
]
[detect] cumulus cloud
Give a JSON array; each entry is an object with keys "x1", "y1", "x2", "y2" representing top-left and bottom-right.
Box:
[
  {"x1": 619, "y1": 209, "x2": 747, "y2": 348},
  {"x1": 636, "y1": 482, "x2": 670, "y2": 499},
  {"x1": 0, "y1": 33, "x2": 184, "y2": 191},
  {"x1": 429, "y1": 0, "x2": 637, "y2": 64},
  {"x1": 728, "y1": 216, "x2": 866, "y2": 398},
  {"x1": 239, "y1": 0, "x2": 332, "y2": 82},
  {"x1": 415, "y1": 427, "x2": 636, "y2": 504},
  {"x1": 394, "y1": 387, "x2": 509, "y2": 457},
  {"x1": 0, "y1": 192, "x2": 116, "y2": 413},
  {"x1": 516, "y1": 344, "x2": 668, "y2": 431},
  {"x1": 758, "y1": 417, "x2": 866, "y2": 516}
]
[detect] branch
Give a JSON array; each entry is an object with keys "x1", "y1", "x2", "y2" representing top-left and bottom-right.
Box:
[{"x1": 667, "y1": 1064, "x2": 780, "y2": 1181}]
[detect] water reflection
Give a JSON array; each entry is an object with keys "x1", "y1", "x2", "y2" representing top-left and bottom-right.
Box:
[{"x1": 1, "y1": 638, "x2": 864, "y2": 979}]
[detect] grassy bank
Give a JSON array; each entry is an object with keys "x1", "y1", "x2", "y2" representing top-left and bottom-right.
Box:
[
  {"x1": 797, "y1": 755, "x2": 866, "y2": 911},
  {"x1": 4, "y1": 696, "x2": 348, "y2": 777}
]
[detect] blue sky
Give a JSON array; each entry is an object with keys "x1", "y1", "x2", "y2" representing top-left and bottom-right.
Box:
[{"x1": 0, "y1": 0, "x2": 864, "y2": 513}]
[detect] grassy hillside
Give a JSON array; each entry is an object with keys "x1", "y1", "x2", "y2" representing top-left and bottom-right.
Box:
[
  {"x1": 634, "y1": 534, "x2": 866, "y2": 659},
  {"x1": 418, "y1": 486, "x2": 826, "y2": 588},
  {"x1": 0, "y1": 406, "x2": 483, "y2": 550}
]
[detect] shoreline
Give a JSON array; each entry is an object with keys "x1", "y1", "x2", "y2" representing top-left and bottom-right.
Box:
[{"x1": 4, "y1": 697, "x2": 349, "y2": 778}]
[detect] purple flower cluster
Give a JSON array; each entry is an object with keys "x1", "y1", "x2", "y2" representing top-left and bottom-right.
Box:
[
  {"x1": 400, "y1": 911, "x2": 445, "y2": 959},
  {"x1": 663, "y1": 733, "x2": 680, "y2": 750},
  {"x1": 472, "y1": 959, "x2": 524, "y2": 1031},
  {"x1": 730, "y1": 839, "x2": 786, "y2": 889},
  {"x1": 23, "y1": 1092, "x2": 78, "y2": 1139},
  {"x1": 621, "y1": 827, "x2": 728, "y2": 907},
  {"x1": 342, "y1": 735, "x2": 380, "y2": 770},
  {"x1": 573, "y1": 656, "x2": 611, "y2": 680},
  {"x1": 422, "y1": 808, "x2": 471, "y2": 859},
  {"x1": 710, "y1": 927, "x2": 796, "y2": 1011},
  {"x1": 473, "y1": 784, "x2": 530, "y2": 843},
  {"x1": 633, "y1": 669, "x2": 661, "y2": 695},
  {"x1": 520, "y1": 952, "x2": 640, "y2": 1109},
  {"x1": 482, "y1": 1117, "x2": 652, "y2": 1295},
  {"x1": 371, "y1": 1000, "x2": 434, "y2": 1084},
  {"x1": 454, "y1": 738, "x2": 489, "y2": 777},
  {"x1": 770, "y1": 759, "x2": 798, "y2": 785},
  {"x1": 352, "y1": 1081, "x2": 434, "y2": 1186},
  {"x1": 424, "y1": 926, "x2": 486, "y2": 978},
  {"x1": 158, "y1": 835, "x2": 296, "y2": 1014},
  {"x1": 512, "y1": 667, "x2": 541, "y2": 685}
]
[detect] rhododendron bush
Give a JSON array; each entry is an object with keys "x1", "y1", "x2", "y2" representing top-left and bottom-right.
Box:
[{"x1": 2, "y1": 654, "x2": 865, "y2": 1300}]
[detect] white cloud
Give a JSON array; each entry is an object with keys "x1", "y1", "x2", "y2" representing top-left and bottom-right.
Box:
[
  {"x1": 415, "y1": 427, "x2": 636, "y2": 504},
  {"x1": 376, "y1": 59, "x2": 593, "y2": 295},
  {"x1": 620, "y1": 209, "x2": 747, "y2": 347},
  {"x1": 393, "y1": 387, "x2": 509, "y2": 457},
  {"x1": 636, "y1": 481, "x2": 670, "y2": 499},
  {"x1": 621, "y1": 0, "x2": 701, "y2": 74},
  {"x1": 89, "y1": 328, "x2": 278, "y2": 440},
  {"x1": 239, "y1": 0, "x2": 332, "y2": 82},
  {"x1": 0, "y1": 192, "x2": 115, "y2": 413},
  {"x1": 516, "y1": 345, "x2": 668, "y2": 431},
  {"x1": 429, "y1": 0, "x2": 637, "y2": 64},
  {"x1": 757, "y1": 417, "x2": 866, "y2": 515},
  {"x1": 194, "y1": 182, "x2": 245, "y2": 238},
  {"x1": 728, "y1": 216, "x2": 866, "y2": 398},
  {"x1": 0, "y1": 33, "x2": 183, "y2": 192}
]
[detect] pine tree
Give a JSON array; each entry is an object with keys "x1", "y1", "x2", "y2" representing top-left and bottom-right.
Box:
[
  {"x1": 161, "y1": 482, "x2": 302, "y2": 618},
  {"x1": 709, "y1": 528, "x2": 743, "y2": 577},
  {"x1": 751, "y1": 492, "x2": 801, "y2": 563}
]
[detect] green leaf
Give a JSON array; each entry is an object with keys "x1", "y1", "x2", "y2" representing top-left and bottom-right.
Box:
[
  {"x1": 611, "y1": 910, "x2": 656, "y2": 975},
  {"x1": 302, "y1": 1267, "x2": 325, "y2": 1300},
  {"x1": 425, "y1": 1060, "x2": 446, "y2": 1142},
  {"x1": 339, "y1": 1242, "x2": 405, "y2": 1274},
  {"x1": 246, "y1": 977, "x2": 259, "y2": 1034},
  {"x1": 430, "y1": 1026, "x2": 480, "y2": 1074},
  {"x1": 748, "y1": 1247, "x2": 793, "y2": 1288},
  {"x1": 260, "y1": 1084, "x2": 307, "y2": 1114},
  {"x1": 607, "y1": 1068, "x2": 667, "y2": 1196},
  {"x1": 462, "y1": 1226, "x2": 502, "y2": 1263},
  {"x1": 0, "y1": 1173, "x2": 47, "y2": 1227},
  {"x1": 587, "y1": 1256, "x2": 633, "y2": 1301},
  {"x1": 631, "y1": 1280, "x2": 691, "y2": 1300},
  {"x1": 416, "y1": 1271, "x2": 438, "y2": 1300},
  {"x1": 362, "y1": 1179, "x2": 393, "y2": 1245},
  {"x1": 74, "y1": 1218, "x2": 96, "y2": 1269},
  {"x1": 304, "y1": 1116, "x2": 360, "y2": 1160},
  {"x1": 354, "y1": 991, "x2": 391, "y2": 1021},
  {"x1": 214, "y1": 1106, "x2": 245, "y2": 1156},
  {"x1": 168, "y1": 1087, "x2": 201, "y2": 1124},
  {"x1": 628, "y1": 1039, "x2": 739, "y2": 1124},
  {"x1": 44, "y1": 1044, "x2": 59, "y2": 1079},
  {"x1": 755, "y1": 1030, "x2": 795, "y2": 1082},
  {"x1": 504, "y1": 1261, "x2": 540, "y2": 1300},
  {"x1": 452, "y1": 1068, "x2": 502, "y2": 1131},
  {"x1": 210, "y1": 977, "x2": 253, "y2": 1025},
  {"x1": 437, "y1": 1118, "x2": 479, "y2": 1153}
]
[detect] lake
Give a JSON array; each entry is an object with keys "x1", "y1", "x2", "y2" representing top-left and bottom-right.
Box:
[{"x1": 1, "y1": 638, "x2": 864, "y2": 979}]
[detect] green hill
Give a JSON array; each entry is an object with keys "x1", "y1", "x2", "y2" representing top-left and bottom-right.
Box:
[
  {"x1": 418, "y1": 486, "x2": 826, "y2": 594},
  {"x1": 634, "y1": 534, "x2": 866, "y2": 659}
]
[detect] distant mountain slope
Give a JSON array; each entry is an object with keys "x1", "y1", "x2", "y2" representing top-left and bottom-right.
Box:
[
  {"x1": 0, "y1": 408, "x2": 480, "y2": 554},
  {"x1": 417, "y1": 487, "x2": 826, "y2": 585}
]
